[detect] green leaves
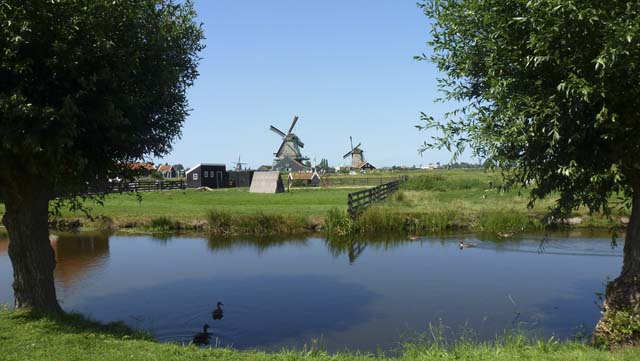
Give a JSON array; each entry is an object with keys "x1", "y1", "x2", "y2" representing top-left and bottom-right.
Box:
[
  {"x1": 418, "y1": 0, "x2": 640, "y2": 216},
  {"x1": 0, "y1": 0, "x2": 204, "y2": 200}
]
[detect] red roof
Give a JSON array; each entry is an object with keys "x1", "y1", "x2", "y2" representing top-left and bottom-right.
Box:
[
  {"x1": 158, "y1": 164, "x2": 173, "y2": 172},
  {"x1": 124, "y1": 162, "x2": 156, "y2": 171}
]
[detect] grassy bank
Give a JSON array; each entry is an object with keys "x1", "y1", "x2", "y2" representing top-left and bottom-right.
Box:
[
  {"x1": 1, "y1": 309, "x2": 639, "y2": 360},
  {"x1": 0, "y1": 169, "x2": 630, "y2": 235}
]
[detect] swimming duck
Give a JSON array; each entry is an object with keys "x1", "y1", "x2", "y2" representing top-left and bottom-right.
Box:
[
  {"x1": 191, "y1": 324, "x2": 212, "y2": 345},
  {"x1": 212, "y1": 302, "x2": 224, "y2": 320},
  {"x1": 459, "y1": 241, "x2": 477, "y2": 249},
  {"x1": 497, "y1": 232, "x2": 514, "y2": 238},
  {"x1": 408, "y1": 236, "x2": 420, "y2": 241}
]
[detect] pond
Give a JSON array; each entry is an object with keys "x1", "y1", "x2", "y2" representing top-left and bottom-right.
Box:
[{"x1": 0, "y1": 231, "x2": 622, "y2": 353}]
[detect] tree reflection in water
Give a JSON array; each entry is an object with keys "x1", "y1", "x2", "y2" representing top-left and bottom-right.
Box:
[{"x1": 51, "y1": 232, "x2": 110, "y2": 288}]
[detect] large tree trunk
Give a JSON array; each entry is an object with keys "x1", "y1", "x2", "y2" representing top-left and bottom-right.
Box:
[
  {"x1": 594, "y1": 190, "x2": 640, "y2": 346},
  {"x1": 1, "y1": 179, "x2": 62, "y2": 314}
]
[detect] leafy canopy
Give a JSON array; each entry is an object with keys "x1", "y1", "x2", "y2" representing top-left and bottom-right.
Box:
[
  {"x1": 0, "y1": 0, "x2": 204, "y2": 199},
  {"x1": 417, "y1": 0, "x2": 640, "y2": 216}
]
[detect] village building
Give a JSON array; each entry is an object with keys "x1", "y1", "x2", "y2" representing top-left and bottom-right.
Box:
[
  {"x1": 288, "y1": 171, "x2": 321, "y2": 188},
  {"x1": 272, "y1": 155, "x2": 309, "y2": 172},
  {"x1": 227, "y1": 170, "x2": 255, "y2": 187},
  {"x1": 186, "y1": 163, "x2": 227, "y2": 189},
  {"x1": 157, "y1": 164, "x2": 178, "y2": 178}
]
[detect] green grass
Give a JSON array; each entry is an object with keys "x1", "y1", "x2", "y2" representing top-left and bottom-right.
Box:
[
  {"x1": 0, "y1": 169, "x2": 629, "y2": 235},
  {"x1": 1, "y1": 309, "x2": 640, "y2": 360}
]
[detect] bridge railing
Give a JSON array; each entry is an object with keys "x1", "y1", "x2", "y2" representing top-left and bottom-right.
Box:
[{"x1": 347, "y1": 180, "x2": 400, "y2": 218}]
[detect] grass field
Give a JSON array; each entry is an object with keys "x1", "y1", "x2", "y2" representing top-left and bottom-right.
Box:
[
  {"x1": 1, "y1": 309, "x2": 639, "y2": 361},
  {"x1": 0, "y1": 169, "x2": 629, "y2": 234}
]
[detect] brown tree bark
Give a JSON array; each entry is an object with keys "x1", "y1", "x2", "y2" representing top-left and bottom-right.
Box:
[
  {"x1": 1, "y1": 178, "x2": 62, "y2": 314},
  {"x1": 594, "y1": 189, "x2": 640, "y2": 345}
]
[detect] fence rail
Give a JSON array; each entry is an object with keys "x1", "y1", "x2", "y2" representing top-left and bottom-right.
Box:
[
  {"x1": 347, "y1": 180, "x2": 400, "y2": 218},
  {"x1": 102, "y1": 180, "x2": 186, "y2": 194}
]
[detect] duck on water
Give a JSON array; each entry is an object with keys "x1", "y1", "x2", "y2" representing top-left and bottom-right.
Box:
[
  {"x1": 191, "y1": 324, "x2": 212, "y2": 345},
  {"x1": 459, "y1": 241, "x2": 477, "y2": 249},
  {"x1": 212, "y1": 302, "x2": 224, "y2": 320}
]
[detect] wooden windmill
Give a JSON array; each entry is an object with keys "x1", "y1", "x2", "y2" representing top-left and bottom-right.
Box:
[
  {"x1": 343, "y1": 136, "x2": 365, "y2": 168},
  {"x1": 270, "y1": 116, "x2": 309, "y2": 164}
]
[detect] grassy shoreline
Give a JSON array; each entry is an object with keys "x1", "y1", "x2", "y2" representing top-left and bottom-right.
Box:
[
  {"x1": 2, "y1": 309, "x2": 640, "y2": 360},
  {"x1": 0, "y1": 170, "x2": 630, "y2": 236}
]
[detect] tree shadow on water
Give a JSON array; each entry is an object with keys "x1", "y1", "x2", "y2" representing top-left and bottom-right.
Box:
[{"x1": 70, "y1": 274, "x2": 376, "y2": 349}]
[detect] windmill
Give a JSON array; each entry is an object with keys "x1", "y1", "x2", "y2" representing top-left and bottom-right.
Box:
[
  {"x1": 343, "y1": 136, "x2": 365, "y2": 168},
  {"x1": 270, "y1": 116, "x2": 308, "y2": 164},
  {"x1": 232, "y1": 155, "x2": 247, "y2": 171}
]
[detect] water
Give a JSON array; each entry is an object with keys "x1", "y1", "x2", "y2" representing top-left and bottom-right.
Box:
[{"x1": 0, "y1": 231, "x2": 622, "y2": 352}]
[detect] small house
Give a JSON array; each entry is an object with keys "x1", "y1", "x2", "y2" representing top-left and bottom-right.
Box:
[
  {"x1": 288, "y1": 171, "x2": 321, "y2": 188},
  {"x1": 186, "y1": 164, "x2": 227, "y2": 189},
  {"x1": 354, "y1": 162, "x2": 376, "y2": 172},
  {"x1": 157, "y1": 164, "x2": 178, "y2": 178}
]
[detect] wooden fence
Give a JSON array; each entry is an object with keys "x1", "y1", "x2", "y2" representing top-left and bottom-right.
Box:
[
  {"x1": 347, "y1": 180, "x2": 400, "y2": 218},
  {"x1": 103, "y1": 180, "x2": 185, "y2": 193}
]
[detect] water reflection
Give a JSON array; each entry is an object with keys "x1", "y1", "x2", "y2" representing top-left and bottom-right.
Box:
[
  {"x1": 0, "y1": 230, "x2": 625, "y2": 353},
  {"x1": 0, "y1": 237, "x2": 7, "y2": 255},
  {"x1": 52, "y1": 232, "x2": 110, "y2": 288}
]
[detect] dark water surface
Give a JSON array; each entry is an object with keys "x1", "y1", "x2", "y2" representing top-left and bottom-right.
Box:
[{"x1": 0, "y1": 232, "x2": 622, "y2": 352}]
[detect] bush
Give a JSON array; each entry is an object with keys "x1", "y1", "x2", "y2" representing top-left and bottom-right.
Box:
[{"x1": 206, "y1": 209, "x2": 233, "y2": 234}]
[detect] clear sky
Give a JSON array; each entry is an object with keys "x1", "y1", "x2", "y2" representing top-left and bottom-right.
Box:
[{"x1": 158, "y1": 0, "x2": 464, "y2": 170}]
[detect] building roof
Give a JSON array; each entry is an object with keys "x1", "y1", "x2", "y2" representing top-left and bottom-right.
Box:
[
  {"x1": 354, "y1": 162, "x2": 376, "y2": 169},
  {"x1": 123, "y1": 162, "x2": 156, "y2": 171},
  {"x1": 158, "y1": 164, "x2": 173, "y2": 172},
  {"x1": 289, "y1": 172, "x2": 318, "y2": 180},
  {"x1": 186, "y1": 163, "x2": 227, "y2": 175}
]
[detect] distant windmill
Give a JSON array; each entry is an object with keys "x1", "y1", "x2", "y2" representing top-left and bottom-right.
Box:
[
  {"x1": 270, "y1": 116, "x2": 308, "y2": 163},
  {"x1": 232, "y1": 155, "x2": 247, "y2": 171},
  {"x1": 343, "y1": 136, "x2": 365, "y2": 168}
]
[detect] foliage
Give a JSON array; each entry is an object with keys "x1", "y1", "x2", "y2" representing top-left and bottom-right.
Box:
[
  {"x1": 417, "y1": 0, "x2": 640, "y2": 217},
  {"x1": 3, "y1": 309, "x2": 640, "y2": 361},
  {"x1": 149, "y1": 216, "x2": 181, "y2": 232},
  {"x1": 0, "y1": 0, "x2": 204, "y2": 201},
  {"x1": 593, "y1": 310, "x2": 640, "y2": 348},
  {"x1": 318, "y1": 158, "x2": 332, "y2": 173}
]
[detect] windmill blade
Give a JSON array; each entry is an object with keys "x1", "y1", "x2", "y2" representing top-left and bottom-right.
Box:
[
  {"x1": 353, "y1": 143, "x2": 362, "y2": 150},
  {"x1": 270, "y1": 126, "x2": 287, "y2": 138},
  {"x1": 343, "y1": 151, "x2": 353, "y2": 159},
  {"x1": 298, "y1": 140, "x2": 305, "y2": 148},
  {"x1": 350, "y1": 136, "x2": 354, "y2": 151},
  {"x1": 275, "y1": 140, "x2": 286, "y2": 157},
  {"x1": 288, "y1": 116, "x2": 299, "y2": 134}
]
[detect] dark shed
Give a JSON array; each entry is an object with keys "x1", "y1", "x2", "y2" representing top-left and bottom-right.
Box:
[
  {"x1": 186, "y1": 163, "x2": 227, "y2": 189},
  {"x1": 227, "y1": 170, "x2": 254, "y2": 187}
]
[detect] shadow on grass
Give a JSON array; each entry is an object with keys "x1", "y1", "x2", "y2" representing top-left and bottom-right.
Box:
[{"x1": 3, "y1": 307, "x2": 153, "y2": 341}]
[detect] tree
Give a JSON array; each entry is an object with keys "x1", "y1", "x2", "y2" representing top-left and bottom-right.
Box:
[
  {"x1": 0, "y1": 0, "x2": 204, "y2": 313},
  {"x1": 318, "y1": 158, "x2": 331, "y2": 173},
  {"x1": 418, "y1": 0, "x2": 640, "y2": 344}
]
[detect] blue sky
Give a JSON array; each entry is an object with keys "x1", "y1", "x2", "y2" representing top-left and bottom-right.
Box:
[{"x1": 158, "y1": 0, "x2": 464, "y2": 169}]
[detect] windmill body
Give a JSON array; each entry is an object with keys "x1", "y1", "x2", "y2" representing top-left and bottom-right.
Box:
[
  {"x1": 343, "y1": 136, "x2": 376, "y2": 171},
  {"x1": 270, "y1": 116, "x2": 309, "y2": 172}
]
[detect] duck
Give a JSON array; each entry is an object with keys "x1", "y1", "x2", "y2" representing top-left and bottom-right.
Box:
[
  {"x1": 191, "y1": 324, "x2": 212, "y2": 345},
  {"x1": 408, "y1": 235, "x2": 421, "y2": 241},
  {"x1": 212, "y1": 302, "x2": 224, "y2": 320},
  {"x1": 459, "y1": 241, "x2": 477, "y2": 249},
  {"x1": 497, "y1": 232, "x2": 514, "y2": 238}
]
